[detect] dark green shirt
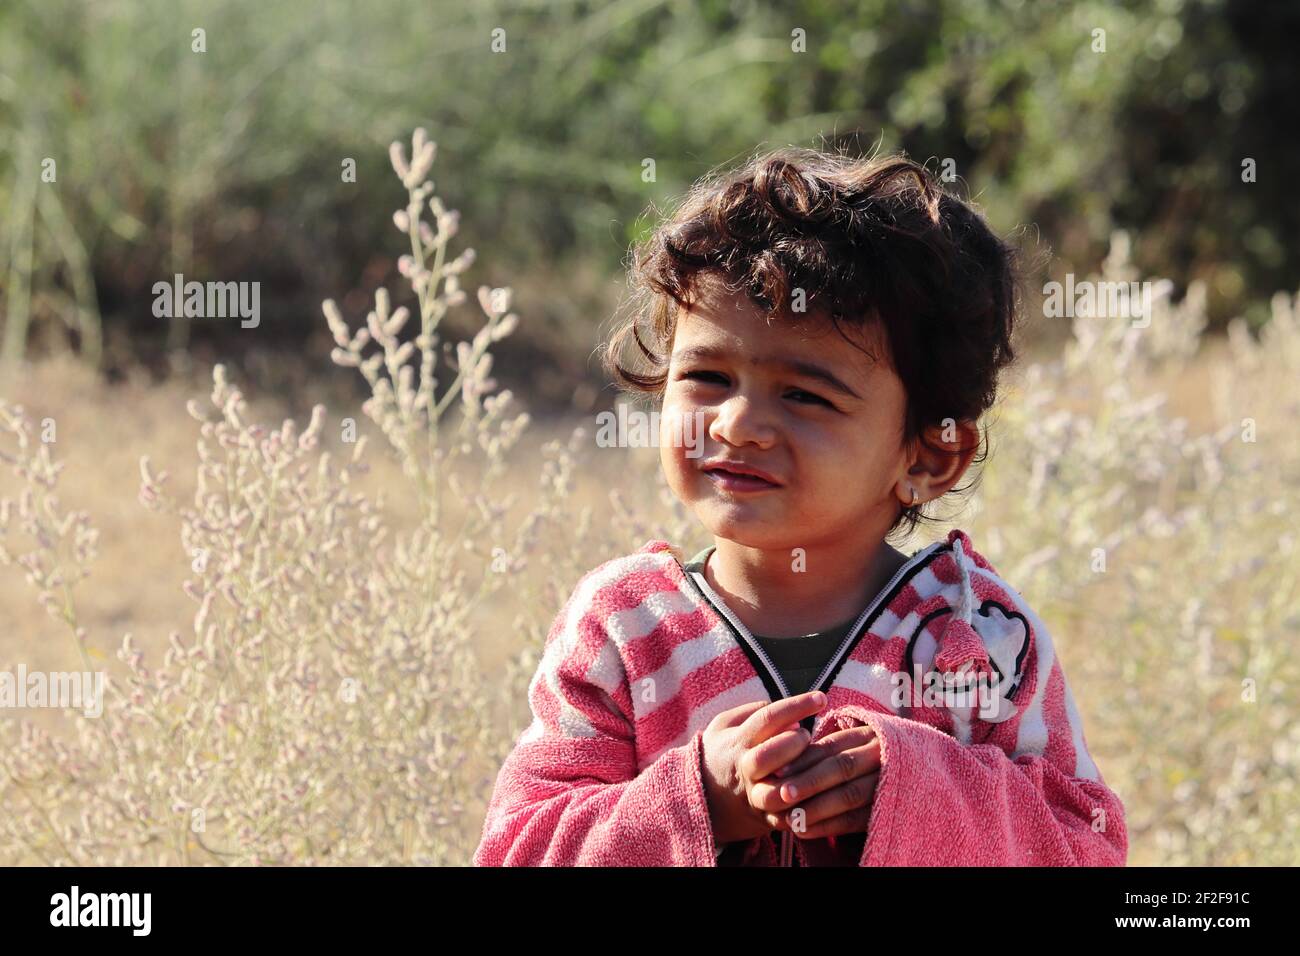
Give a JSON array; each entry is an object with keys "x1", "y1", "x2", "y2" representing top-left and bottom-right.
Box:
[{"x1": 682, "y1": 546, "x2": 857, "y2": 697}]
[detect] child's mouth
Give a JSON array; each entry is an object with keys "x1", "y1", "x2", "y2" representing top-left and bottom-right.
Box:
[{"x1": 702, "y1": 466, "x2": 781, "y2": 493}]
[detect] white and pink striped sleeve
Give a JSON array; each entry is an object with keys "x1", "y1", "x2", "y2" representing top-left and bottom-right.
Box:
[{"x1": 472, "y1": 562, "x2": 720, "y2": 866}]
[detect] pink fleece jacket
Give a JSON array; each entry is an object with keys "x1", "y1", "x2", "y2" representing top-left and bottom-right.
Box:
[{"x1": 473, "y1": 528, "x2": 1128, "y2": 866}]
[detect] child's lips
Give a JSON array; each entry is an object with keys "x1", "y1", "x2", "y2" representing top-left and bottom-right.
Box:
[{"x1": 702, "y1": 467, "x2": 782, "y2": 493}]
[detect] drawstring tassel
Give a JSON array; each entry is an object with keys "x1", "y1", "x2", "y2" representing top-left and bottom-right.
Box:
[{"x1": 933, "y1": 536, "x2": 992, "y2": 683}]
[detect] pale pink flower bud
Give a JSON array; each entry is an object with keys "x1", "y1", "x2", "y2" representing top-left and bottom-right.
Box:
[
  {"x1": 331, "y1": 348, "x2": 360, "y2": 368},
  {"x1": 448, "y1": 248, "x2": 475, "y2": 273},
  {"x1": 322, "y1": 299, "x2": 351, "y2": 348},
  {"x1": 384, "y1": 306, "x2": 410, "y2": 338},
  {"x1": 388, "y1": 141, "x2": 408, "y2": 180}
]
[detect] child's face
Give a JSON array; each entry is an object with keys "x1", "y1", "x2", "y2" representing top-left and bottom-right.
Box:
[{"x1": 659, "y1": 284, "x2": 914, "y2": 554}]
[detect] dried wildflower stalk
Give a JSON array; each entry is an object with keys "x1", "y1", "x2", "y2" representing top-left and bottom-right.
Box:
[
  {"x1": 1, "y1": 160, "x2": 1297, "y2": 864},
  {"x1": 0, "y1": 130, "x2": 585, "y2": 865}
]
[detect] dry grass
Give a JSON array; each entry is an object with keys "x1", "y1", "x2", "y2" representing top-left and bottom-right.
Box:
[{"x1": 1, "y1": 133, "x2": 1296, "y2": 865}]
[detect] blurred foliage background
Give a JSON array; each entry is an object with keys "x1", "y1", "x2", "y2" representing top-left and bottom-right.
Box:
[
  {"x1": 1, "y1": 0, "x2": 1297, "y2": 410},
  {"x1": 2, "y1": 0, "x2": 1298, "y2": 867}
]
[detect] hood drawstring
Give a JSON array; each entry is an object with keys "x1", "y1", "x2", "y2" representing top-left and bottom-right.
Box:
[{"x1": 933, "y1": 536, "x2": 993, "y2": 681}]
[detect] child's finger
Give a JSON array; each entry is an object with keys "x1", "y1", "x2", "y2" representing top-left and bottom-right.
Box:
[
  {"x1": 745, "y1": 726, "x2": 811, "y2": 783},
  {"x1": 791, "y1": 797, "x2": 875, "y2": 841},
  {"x1": 775, "y1": 732, "x2": 846, "y2": 778},
  {"x1": 775, "y1": 745, "x2": 827, "y2": 779},
  {"x1": 791, "y1": 770, "x2": 880, "y2": 832},
  {"x1": 775, "y1": 725, "x2": 876, "y2": 779},
  {"x1": 742, "y1": 691, "x2": 827, "y2": 746},
  {"x1": 713, "y1": 699, "x2": 771, "y2": 730},
  {"x1": 778, "y1": 737, "x2": 880, "y2": 808}
]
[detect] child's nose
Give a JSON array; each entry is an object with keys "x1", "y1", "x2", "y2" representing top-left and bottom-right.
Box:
[{"x1": 709, "y1": 395, "x2": 778, "y2": 447}]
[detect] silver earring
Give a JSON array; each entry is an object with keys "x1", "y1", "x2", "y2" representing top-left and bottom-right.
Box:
[{"x1": 909, "y1": 486, "x2": 919, "y2": 507}]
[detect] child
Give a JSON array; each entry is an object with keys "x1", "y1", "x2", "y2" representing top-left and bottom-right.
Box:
[{"x1": 473, "y1": 147, "x2": 1128, "y2": 866}]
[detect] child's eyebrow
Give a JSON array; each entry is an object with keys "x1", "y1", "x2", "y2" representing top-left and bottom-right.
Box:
[{"x1": 670, "y1": 344, "x2": 863, "y2": 401}]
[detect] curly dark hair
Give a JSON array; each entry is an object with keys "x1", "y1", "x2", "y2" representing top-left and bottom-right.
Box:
[{"x1": 599, "y1": 144, "x2": 1027, "y2": 541}]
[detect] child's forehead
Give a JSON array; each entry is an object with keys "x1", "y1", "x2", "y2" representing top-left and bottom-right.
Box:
[{"x1": 671, "y1": 295, "x2": 887, "y2": 371}]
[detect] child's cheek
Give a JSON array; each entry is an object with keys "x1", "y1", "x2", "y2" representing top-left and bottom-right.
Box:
[
  {"x1": 659, "y1": 402, "x2": 700, "y2": 488},
  {"x1": 658, "y1": 403, "x2": 685, "y2": 469},
  {"x1": 659, "y1": 447, "x2": 682, "y2": 507}
]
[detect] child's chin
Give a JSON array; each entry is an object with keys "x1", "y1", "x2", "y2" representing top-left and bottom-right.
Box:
[{"x1": 697, "y1": 502, "x2": 784, "y2": 534}]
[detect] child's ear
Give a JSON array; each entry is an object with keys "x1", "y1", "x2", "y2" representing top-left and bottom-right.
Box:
[{"x1": 898, "y1": 418, "x2": 980, "y2": 506}]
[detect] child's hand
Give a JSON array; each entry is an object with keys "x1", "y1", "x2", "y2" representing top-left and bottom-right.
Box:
[
  {"x1": 700, "y1": 691, "x2": 827, "y2": 847},
  {"x1": 766, "y1": 724, "x2": 881, "y2": 840}
]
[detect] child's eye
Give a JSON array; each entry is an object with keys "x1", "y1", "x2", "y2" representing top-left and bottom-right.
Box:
[
  {"x1": 787, "y1": 389, "x2": 832, "y2": 407},
  {"x1": 681, "y1": 370, "x2": 727, "y2": 384}
]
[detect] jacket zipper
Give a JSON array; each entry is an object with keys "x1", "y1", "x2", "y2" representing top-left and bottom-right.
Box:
[
  {"x1": 675, "y1": 540, "x2": 947, "y2": 867},
  {"x1": 683, "y1": 566, "x2": 791, "y2": 696},
  {"x1": 806, "y1": 540, "x2": 946, "y2": 696}
]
